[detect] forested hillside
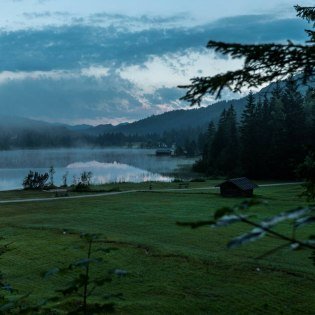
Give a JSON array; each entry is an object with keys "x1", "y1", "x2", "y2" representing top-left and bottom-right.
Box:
[
  {"x1": 81, "y1": 80, "x2": 310, "y2": 136},
  {"x1": 83, "y1": 98, "x2": 247, "y2": 136},
  {"x1": 0, "y1": 80, "x2": 312, "y2": 155},
  {"x1": 195, "y1": 79, "x2": 314, "y2": 179},
  {"x1": 0, "y1": 116, "x2": 93, "y2": 150}
]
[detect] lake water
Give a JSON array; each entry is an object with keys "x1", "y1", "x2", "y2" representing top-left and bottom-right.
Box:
[{"x1": 0, "y1": 148, "x2": 195, "y2": 191}]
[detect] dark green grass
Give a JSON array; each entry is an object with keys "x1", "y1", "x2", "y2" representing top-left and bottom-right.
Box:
[
  {"x1": 0, "y1": 179, "x2": 296, "y2": 200},
  {"x1": 0, "y1": 180, "x2": 221, "y2": 201},
  {"x1": 0, "y1": 184, "x2": 314, "y2": 314},
  {"x1": 0, "y1": 189, "x2": 56, "y2": 200}
]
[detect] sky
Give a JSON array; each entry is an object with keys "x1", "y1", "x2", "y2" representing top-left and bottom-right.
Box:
[{"x1": 0, "y1": 0, "x2": 313, "y2": 125}]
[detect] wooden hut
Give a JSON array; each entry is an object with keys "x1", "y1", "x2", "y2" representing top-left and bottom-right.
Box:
[
  {"x1": 155, "y1": 148, "x2": 173, "y2": 156},
  {"x1": 217, "y1": 177, "x2": 258, "y2": 197}
]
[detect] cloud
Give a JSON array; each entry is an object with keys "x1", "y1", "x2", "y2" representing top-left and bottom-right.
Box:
[
  {"x1": 0, "y1": 66, "x2": 110, "y2": 84},
  {"x1": 0, "y1": 71, "x2": 152, "y2": 124},
  {"x1": 0, "y1": 54, "x2": 243, "y2": 125},
  {"x1": 80, "y1": 66, "x2": 110, "y2": 79},
  {"x1": 0, "y1": 13, "x2": 309, "y2": 124},
  {"x1": 0, "y1": 14, "x2": 308, "y2": 73},
  {"x1": 0, "y1": 70, "x2": 69, "y2": 83},
  {"x1": 204, "y1": 14, "x2": 308, "y2": 43},
  {"x1": 23, "y1": 11, "x2": 70, "y2": 19},
  {"x1": 87, "y1": 12, "x2": 190, "y2": 30},
  {"x1": 119, "y1": 49, "x2": 243, "y2": 94}
]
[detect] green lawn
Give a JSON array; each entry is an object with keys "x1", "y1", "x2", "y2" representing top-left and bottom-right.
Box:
[{"x1": 0, "y1": 183, "x2": 314, "y2": 314}]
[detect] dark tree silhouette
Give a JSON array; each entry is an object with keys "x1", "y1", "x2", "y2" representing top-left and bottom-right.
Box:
[
  {"x1": 177, "y1": 4, "x2": 315, "y2": 266},
  {"x1": 179, "y1": 6, "x2": 315, "y2": 105}
]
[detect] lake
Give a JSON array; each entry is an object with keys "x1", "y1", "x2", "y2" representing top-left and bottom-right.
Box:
[{"x1": 0, "y1": 148, "x2": 196, "y2": 191}]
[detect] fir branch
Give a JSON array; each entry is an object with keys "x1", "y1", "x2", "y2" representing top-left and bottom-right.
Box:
[{"x1": 179, "y1": 6, "x2": 315, "y2": 105}]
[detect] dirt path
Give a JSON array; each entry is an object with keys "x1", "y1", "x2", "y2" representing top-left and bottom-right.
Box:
[{"x1": 0, "y1": 182, "x2": 303, "y2": 204}]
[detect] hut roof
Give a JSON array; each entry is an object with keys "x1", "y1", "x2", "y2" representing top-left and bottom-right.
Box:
[
  {"x1": 156, "y1": 148, "x2": 172, "y2": 152},
  {"x1": 217, "y1": 177, "x2": 258, "y2": 191}
]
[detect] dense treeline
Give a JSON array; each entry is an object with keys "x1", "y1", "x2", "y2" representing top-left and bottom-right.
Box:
[
  {"x1": 0, "y1": 124, "x2": 205, "y2": 156},
  {"x1": 95, "y1": 128, "x2": 205, "y2": 156},
  {"x1": 194, "y1": 79, "x2": 315, "y2": 179},
  {"x1": 0, "y1": 124, "x2": 96, "y2": 150}
]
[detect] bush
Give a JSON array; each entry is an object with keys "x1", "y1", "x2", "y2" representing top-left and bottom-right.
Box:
[
  {"x1": 72, "y1": 182, "x2": 91, "y2": 192},
  {"x1": 72, "y1": 171, "x2": 93, "y2": 192},
  {"x1": 172, "y1": 178, "x2": 183, "y2": 183},
  {"x1": 22, "y1": 171, "x2": 49, "y2": 190},
  {"x1": 190, "y1": 178, "x2": 206, "y2": 182}
]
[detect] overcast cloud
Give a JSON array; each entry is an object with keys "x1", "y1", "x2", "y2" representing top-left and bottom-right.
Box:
[{"x1": 0, "y1": 0, "x2": 312, "y2": 125}]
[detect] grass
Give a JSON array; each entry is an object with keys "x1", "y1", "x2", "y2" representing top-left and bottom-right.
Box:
[
  {"x1": 0, "y1": 180, "x2": 221, "y2": 200},
  {"x1": 0, "y1": 182, "x2": 314, "y2": 314}
]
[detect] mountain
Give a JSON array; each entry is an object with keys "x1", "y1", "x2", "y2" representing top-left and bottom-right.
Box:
[
  {"x1": 0, "y1": 115, "x2": 54, "y2": 129},
  {"x1": 0, "y1": 116, "x2": 91, "y2": 149},
  {"x1": 66, "y1": 124, "x2": 94, "y2": 131},
  {"x1": 82, "y1": 98, "x2": 248, "y2": 136},
  {"x1": 83, "y1": 124, "x2": 115, "y2": 135},
  {"x1": 2, "y1": 80, "x2": 310, "y2": 144},
  {"x1": 80, "y1": 79, "x2": 312, "y2": 136}
]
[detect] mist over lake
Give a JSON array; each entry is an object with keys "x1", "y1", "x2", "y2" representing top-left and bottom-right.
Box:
[{"x1": 0, "y1": 148, "x2": 195, "y2": 190}]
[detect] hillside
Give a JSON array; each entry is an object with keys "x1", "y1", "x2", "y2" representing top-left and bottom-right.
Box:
[
  {"x1": 1, "y1": 80, "x2": 308, "y2": 144},
  {"x1": 0, "y1": 116, "x2": 90, "y2": 149},
  {"x1": 83, "y1": 98, "x2": 248, "y2": 136},
  {"x1": 77, "y1": 80, "x2": 312, "y2": 136}
]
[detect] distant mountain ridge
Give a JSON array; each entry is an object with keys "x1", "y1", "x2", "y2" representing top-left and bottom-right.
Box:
[
  {"x1": 80, "y1": 98, "x2": 248, "y2": 136},
  {"x1": 0, "y1": 115, "x2": 89, "y2": 150},
  {"x1": 2, "y1": 80, "x2": 309, "y2": 139},
  {"x1": 0, "y1": 115, "x2": 53, "y2": 129},
  {"x1": 78, "y1": 79, "x2": 313, "y2": 136},
  {"x1": 0, "y1": 89, "x2": 255, "y2": 137}
]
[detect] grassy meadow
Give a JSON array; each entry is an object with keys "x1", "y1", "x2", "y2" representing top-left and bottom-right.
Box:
[{"x1": 0, "y1": 182, "x2": 314, "y2": 314}]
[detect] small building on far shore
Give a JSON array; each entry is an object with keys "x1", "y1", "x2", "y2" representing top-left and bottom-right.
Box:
[
  {"x1": 155, "y1": 148, "x2": 174, "y2": 156},
  {"x1": 217, "y1": 177, "x2": 258, "y2": 197}
]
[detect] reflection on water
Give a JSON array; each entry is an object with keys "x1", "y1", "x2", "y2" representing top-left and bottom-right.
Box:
[
  {"x1": 66, "y1": 161, "x2": 171, "y2": 184},
  {"x1": 0, "y1": 148, "x2": 195, "y2": 190}
]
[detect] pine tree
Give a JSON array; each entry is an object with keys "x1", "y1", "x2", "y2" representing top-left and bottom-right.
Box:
[
  {"x1": 180, "y1": 5, "x2": 315, "y2": 104},
  {"x1": 304, "y1": 88, "x2": 315, "y2": 148},
  {"x1": 266, "y1": 84, "x2": 286, "y2": 178},
  {"x1": 281, "y1": 78, "x2": 306, "y2": 177},
  {"x1": 209, "y1": 109, "x2": 228, "y2": 175},
  {"x1": 254, "y1": 97, "x2": 270, "y2": 178},
  {"x1": 240, "y1": 91, "x2": 258, "y2": 177},
  {"x1": 224, "y1": 106, "x2": 240, "y2": 177},
  {"x1": 202, "y1": 122, "x2": 216, "y2": 174},
  {"x1": 193, "y1": 122, "x2": 216, "y2": 173},
  {"x1": 210, "y1": 106, "x2": 240, "y2": 176}
]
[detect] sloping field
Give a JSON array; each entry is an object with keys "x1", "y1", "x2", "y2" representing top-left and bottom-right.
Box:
[{"x1": 0, "y1": 183, "x2": 314, "y2": 314}]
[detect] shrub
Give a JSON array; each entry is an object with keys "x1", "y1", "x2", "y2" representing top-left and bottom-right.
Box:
[
  {"x1": 190, "y1": 178, "x2": 206, "y2": 182},
  {"x1": 22, "y1": 171, "x2": 49, "y2": 190}
]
